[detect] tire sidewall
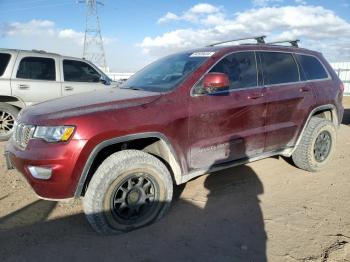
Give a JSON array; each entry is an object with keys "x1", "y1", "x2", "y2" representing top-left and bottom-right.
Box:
[{"x1": 84, "y1": 150, "x2": 173, "y2": 234}]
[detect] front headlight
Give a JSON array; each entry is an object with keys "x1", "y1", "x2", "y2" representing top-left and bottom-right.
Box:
[{"x1": 33, "y1": 126, "x2": 75, "y2": 142}]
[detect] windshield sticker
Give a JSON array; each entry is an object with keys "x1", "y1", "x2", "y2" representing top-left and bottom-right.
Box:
[{"x1": 190, "y1": 52, "x2": 215, "y2": 57}]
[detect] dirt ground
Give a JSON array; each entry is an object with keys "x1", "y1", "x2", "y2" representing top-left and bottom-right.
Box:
[{"x1": 1, "y1": 100, "x2": 350, "y2": 262}]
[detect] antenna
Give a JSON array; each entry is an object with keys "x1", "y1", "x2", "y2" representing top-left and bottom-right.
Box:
[
  {"x1": 79, "y1": 0, "x2": 107, "y2": 71},
  {"x1": 207, "y1": 36, "x2": 266, "y2": 47},
  {"x1": 267, "y1": 39, "x2": 300, "y2": 47}
]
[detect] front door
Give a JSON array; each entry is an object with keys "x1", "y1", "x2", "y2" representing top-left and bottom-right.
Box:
[
  {"x1": 61, "y1": 59, "x2": 107, "y2": 96},
  {"x1": 188, "y1": 51, "x2": 267, "y2": 170}
]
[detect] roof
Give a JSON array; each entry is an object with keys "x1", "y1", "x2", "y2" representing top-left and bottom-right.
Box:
[{"x1": 0, "y1": 48, "x2": 86, "y2": 61}]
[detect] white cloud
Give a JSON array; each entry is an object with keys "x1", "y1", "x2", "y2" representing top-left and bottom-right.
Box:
[
  {"x1": 188, "y1": 3, "x2": 219, "y2": 14},
  {"x1": 158, "y1": 3, "x2": 223, "y2": 24},
  {"x1": 0, "y1": 19, "x2": 134, "y2": 71},
  {"x1": 141, "y1": 4, "x2": 350, "y2": 62},
  {"x1": 158, "y1": 12, "x2": 179, "y2": 24}
]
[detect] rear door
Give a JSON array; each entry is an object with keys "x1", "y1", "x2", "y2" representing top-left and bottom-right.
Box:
[
  {"x1": 61, "y1": 59, "x2": 106, "y2": 96},
  {"x1": 294, "y1": 54, "x2": 332, "y2": 103},
  {"x1": 260, "y1": 51, "x2": 316, "y2": 152},
  {"x1": 188, "y1": 51, "x2": 267, "y2": 170},
  {"x1": 11, "y1": 53, "x2": 61, "y2": 105}
]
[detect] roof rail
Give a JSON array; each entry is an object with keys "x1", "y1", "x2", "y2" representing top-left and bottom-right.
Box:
[
  {"x1": 207, "y1": 35, "x2": 266, "y2": 47},
  {"x1": 267, "y1": 39, "x2": 300, "y2": 47},
  {"x1": 31, "y1": 49, "x2": 47, "y2": 53}
]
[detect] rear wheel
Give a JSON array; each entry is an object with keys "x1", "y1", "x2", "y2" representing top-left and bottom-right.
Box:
[
  {"x1": 292, "y1": 117, "x2": 337, "y2": 172},
  {"x1": 0, "y1": 103, "x2": 19, "y2": 141},
  {"x1": 83, "y1": 150, "x2": 173, "y2": 234}
]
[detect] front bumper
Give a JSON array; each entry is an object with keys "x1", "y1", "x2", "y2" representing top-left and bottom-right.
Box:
[{"x1": 5, "y1": 138, "x2": 88, "y2": 199}]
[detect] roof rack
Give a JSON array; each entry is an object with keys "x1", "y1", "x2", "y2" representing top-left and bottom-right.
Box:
[
  {"x1": 267, "y1": 39, "x2": 300, "y2": 47},
  {"x1": 207, "y1": 35, "x2": 266, "y2": 47},
  {"x1": 31, "y1": 49, "x2": 47, "y2": 53}
]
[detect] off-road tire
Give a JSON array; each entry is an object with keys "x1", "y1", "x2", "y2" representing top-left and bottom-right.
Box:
[
  {"x1": 0, "y1": 103, "x2": 19, "y2": 141},
  {"x1": 83, "y1": 150, "x2": 173, "y2": 234},
  {"x1": 292, "y1": 117, "x2": 337, "y2": 172}
]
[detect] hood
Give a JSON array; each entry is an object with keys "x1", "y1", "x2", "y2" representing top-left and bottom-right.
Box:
[{"x1": 21, "y1": 88, "x2": 161, "y2": 121}]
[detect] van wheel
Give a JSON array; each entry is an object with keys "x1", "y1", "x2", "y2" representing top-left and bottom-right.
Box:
[
  {"x1": 83, "y1": 150, "x2": 173, "y2": 234},
  {"x1": 292, "y1": 117, "x2": 336, "y2": 172},
  {"x1": 0, "y1": 103, "x2": 19, "y2": 141}
]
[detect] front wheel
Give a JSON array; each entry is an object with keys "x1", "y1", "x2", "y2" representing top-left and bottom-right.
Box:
[
  {"x1": 292, "y1": 117, "x2": 337, "y2": 172},
  {"x1": 83, "y1": 150, "x2": 173, "y2": 234},
  {"x1": 0, "y1": 103, "x2": 19, "y2": 141}
]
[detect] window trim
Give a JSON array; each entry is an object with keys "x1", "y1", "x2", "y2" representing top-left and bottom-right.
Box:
[
  {"x1": 294, "y1": 53, "x2": 331, "y2": 82},
  {"x1": 62, "y1": 59, "x2": 101, "y2": 83},
  {"x1": 0, "y1": 53, "x2": 12, "y2": 77},
  {"x1": 191, "y1": 50, "x2": 332, "y2": 97},
  {"x1": 191, "y1": 50, "x2": 260, "y2": 97},
  {"x1": 16, "y1": 56, "x2": 56, "y2": 81}
]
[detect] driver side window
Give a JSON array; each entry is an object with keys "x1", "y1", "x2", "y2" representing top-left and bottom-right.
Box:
[
  {"x1": 210, "y1": 51, "x2": 257, "y2": 90},
  {"x1": 63, "y1": 60, "x2": 100, "y2": 82}
]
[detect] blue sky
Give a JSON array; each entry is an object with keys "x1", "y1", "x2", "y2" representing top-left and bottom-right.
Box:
[{"x1": 1, "y1": 0, "x2": 350, "y2": 71}]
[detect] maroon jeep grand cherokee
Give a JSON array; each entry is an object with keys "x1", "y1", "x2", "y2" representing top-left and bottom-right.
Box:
[{"x1": 5, "y1": 38, "x2": 344, "y2": 234}]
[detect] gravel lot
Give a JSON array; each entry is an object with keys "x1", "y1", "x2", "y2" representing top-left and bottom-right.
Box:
[{"x1": 1, "y1": 100, "x2": 350, "y2": 262}]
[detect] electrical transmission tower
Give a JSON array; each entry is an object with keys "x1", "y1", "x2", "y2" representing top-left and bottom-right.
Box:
[{"x1": 80, "y1": 0, "x2": 107, "y2": 71}]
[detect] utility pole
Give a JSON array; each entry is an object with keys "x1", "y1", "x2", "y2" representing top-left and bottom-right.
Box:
[{"x1": 80, "y1": 0, "x2": 107, "y2": 71}]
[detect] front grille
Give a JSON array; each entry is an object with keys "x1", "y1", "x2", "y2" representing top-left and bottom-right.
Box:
[{"x1": 13, "y1": 122, "x2": 35, "y2": 149}]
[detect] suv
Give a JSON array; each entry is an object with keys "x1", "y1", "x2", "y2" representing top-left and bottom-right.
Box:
[
  {"x1": 0, "y1": 48, "x2": 114, "y2": 140},
  {"x1": 5, "y1": 37, "x2": 344, "y2": 234}
]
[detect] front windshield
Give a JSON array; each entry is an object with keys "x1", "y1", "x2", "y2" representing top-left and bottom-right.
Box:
[{"x1": 121, "y1": 52, "x2": 211, "y2": 92}]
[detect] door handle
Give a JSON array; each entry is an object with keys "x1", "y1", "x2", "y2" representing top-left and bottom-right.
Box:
[
  {"x1": 65, "y1": 86, "x2": 74, "y2": 91},
  {"x1": 299, "y1": 87, "x2": 311, "y2": 92},
  {"x1": 248, "y1": 93, "x2": 264, "y2": 99},
  {"x1": 19, "y1": 84, "x2": 30, "y2": 89}
]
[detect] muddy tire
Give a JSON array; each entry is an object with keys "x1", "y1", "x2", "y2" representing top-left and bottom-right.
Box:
[
  {"x1": 292, "y1": 117, "x2": 336, "y2": 172},
  {"x1": 0, "y1": 103, "x2": 19, "y2": 141},
  {"x1": 83, "y1": 150, "x2": 173, "y2": 234}
]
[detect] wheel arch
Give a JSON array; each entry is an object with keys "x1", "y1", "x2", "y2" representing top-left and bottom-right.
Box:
[
  {"x1": 0, "y1": 95, "x2": 26, "y2": 109},
  {"x1": 286, "y1": 104, "x2": 338, "y2": 157},
  {"x1": 75, "y1": 132, "x2": 183, "y2": 197}
]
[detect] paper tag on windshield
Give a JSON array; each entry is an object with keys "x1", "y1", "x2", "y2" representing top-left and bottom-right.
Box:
[{"x1": 190, "y1": 52, "x2": 215, "y2": 57}]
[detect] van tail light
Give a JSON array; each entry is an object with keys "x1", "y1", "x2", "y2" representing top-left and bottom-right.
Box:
[{"x1": 340, "y1": 82, "x2": 345, "y2": 93}]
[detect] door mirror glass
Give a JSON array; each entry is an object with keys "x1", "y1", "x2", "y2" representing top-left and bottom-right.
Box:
[{"x1": 202, "y1": 73, "x2": 229, "y2": 95}]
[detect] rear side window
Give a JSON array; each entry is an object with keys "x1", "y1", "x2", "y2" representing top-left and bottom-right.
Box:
[
  {"x1": 295, "y1": 54, "x2": 328, "y2": 80},
  {"x1": 0, "y1": 53, "x2": 11, "y2": 77},
  {"x1": 16, "y1": 57, "x2": 56, "y2": 81},
  {"x1": 63, "y1": 60, "x2": 100, "y2": 82},
  {"x1": 260, "y1": 52, "x2": 299, "y2": 85},
  {"x1": 209, "y1": 51, "x2": 257, "y2": 89}
]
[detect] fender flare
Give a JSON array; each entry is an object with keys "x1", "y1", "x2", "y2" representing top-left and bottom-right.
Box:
[
  {"x1": 287, "y1": 104, "x2": 338, "y2": 157},
  {"x1": 74, "y1": 132, "x2": 183, "y2": 197}
]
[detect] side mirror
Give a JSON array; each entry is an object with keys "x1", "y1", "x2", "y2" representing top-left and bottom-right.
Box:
[
  {"x1": 202, "y1": 73, "x2": 230, "y2": 95},
  {"x1": 100, "y1": 75, "x2": 111, "y2": 85}
]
